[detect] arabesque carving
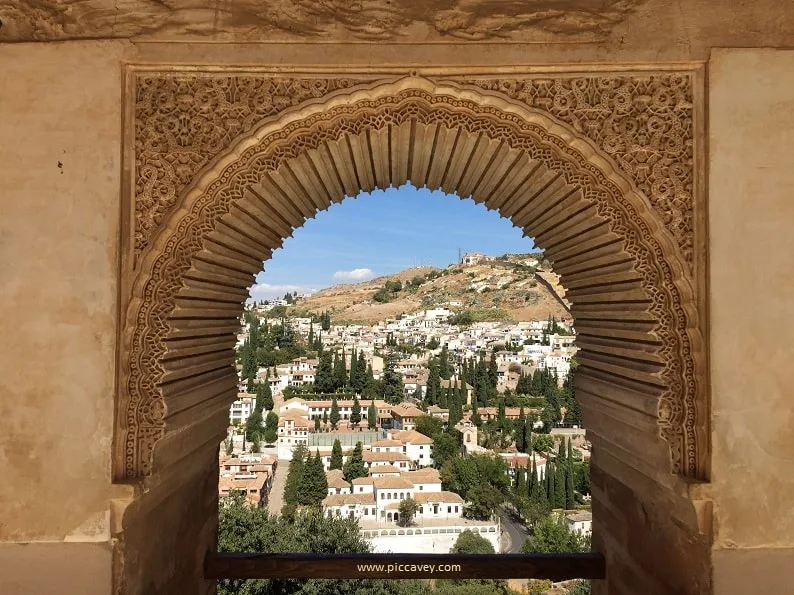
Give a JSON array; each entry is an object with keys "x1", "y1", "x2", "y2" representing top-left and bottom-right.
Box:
[
  {"x1": 464, "y1": 77, "x2": 695, "y2": 267},
  {"x1": 121, "y1": 76, "x2": 704, "y2": 484},
  {"x1": 135, "y1": 73, "x2": 695, "y2": 270}
]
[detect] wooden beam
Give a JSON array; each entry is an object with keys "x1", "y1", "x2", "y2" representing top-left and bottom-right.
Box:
[{"x1": 204, "y1": 552, "x2": 606, "y2": 580}]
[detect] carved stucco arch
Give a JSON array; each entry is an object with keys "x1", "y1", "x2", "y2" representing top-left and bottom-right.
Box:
[{"x1": 117, "y1": 76, "x2": 705, "y2": 484}]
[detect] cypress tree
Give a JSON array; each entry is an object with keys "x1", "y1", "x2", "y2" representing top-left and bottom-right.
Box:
[
  {"x1": 529, "y1": 457, "x2": 539, "y2": 498},
  {"x1": 308, "y1": 321, "x2": 314, "y2": 346},
  {"x1": 349, "y1": 347, "x2": 358, "y2": 389},
  {"x1": 350, "y1": 395, "x2": 361, "y2": 427},
  {"x1": 440, "y1": 382, "x2": 452, "y2": 408},
  {"x1": 329, "y1": 396, "x2": 340, "y2": 430},
  {"x1": 315, "y1": 351, "x2": 334, "y2": 393},
  {"x1": 554, "y1": 440, "x2": 567, "y2": 509},
  {"x1": 333, "y1": 350, "x2": 347, "y2": 390},
  {"x1": 330, "y1": 439, "x2": 343, "y2": 470},
  {"x1": 322, "y1": 410, "x2": 328, "y2": 429},
  {"x1": 298, "y1": 450, "x2": 328, "y2": 507},
  {"x1": 343, "y1": 441, "x2": 368, "y2": 482},
  {"x1": 488, "y1": 352, "x2": 499, "y2": 389},
  {"x1": 426, "y1": 359, "x2": 441, "y2": 406},
  {"x1": 283, "y1": 443, "x2": 308, "y2": 512},
  {"x1": 546, "y1": 459, "x2": 555, "y2": 505},
  {"x1": 355, "y1": 351, "x2": 367, "y2": 391},
  {"x1": 565, "y1": 439, "x2": 577, "y2": 509},
  {"x1": 516, "y1": 466, "x2": 527, "y2": 494},
  {"x1": 367, "y1": 400, "x2": 377, "y2": 429},
  {"x1": 412, "y1": 383, "x2": 423, "y2": 402},
  {"x1": 439, "y1": 345, "x2": 451, "y2": 379}
]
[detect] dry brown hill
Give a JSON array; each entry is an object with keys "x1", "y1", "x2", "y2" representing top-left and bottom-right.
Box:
[{"x1": 289, "y1": 254, "x2": 571, "y2": 324}]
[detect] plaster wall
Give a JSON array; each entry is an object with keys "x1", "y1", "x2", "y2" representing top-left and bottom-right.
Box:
[
  {"x1": 708, "y1": 47, "x2": 794, "y2": 594},
  {"x1": 709, "y1": 48, "x2": 794, "y2": 548},
  {"x1": 0, "y1": 39, "x2": 128, "y2": 589}
]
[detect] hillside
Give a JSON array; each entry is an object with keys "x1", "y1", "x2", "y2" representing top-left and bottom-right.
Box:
[{"x1": 289, "y1": 254, "x2": 571, "y2": 324}]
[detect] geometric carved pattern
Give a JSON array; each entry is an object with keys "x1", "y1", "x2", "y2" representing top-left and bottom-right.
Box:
[
  {"x1": 121, "y1": 75, "x2": 705, "y2": 482},
  {"x1": 135, "y1": 73, "x2": 695, "y2": 269},
  {"x1": 465, "y1": 77, "x2": 695, "y2": 269},
  {"x1": 134, "y1": 76, "x2": 377, "y2": 259}
]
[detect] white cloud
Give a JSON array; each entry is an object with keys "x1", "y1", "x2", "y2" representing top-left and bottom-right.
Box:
[
  {"x1": 248, "y1": 283, "x2": 315, "y2": 301},
  {"x1": 333, "y1": 268, "x2": 375, "y2": 282}
]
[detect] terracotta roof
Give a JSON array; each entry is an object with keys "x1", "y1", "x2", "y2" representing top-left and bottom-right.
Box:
[
  {"x1": 373, "y1": 476, "x2": 415, "y2": 489},
  {"x1": 391, "y1": 403, "x2": 425, "y2": 418},
  {"x1": 372, "y1": 439, "x2": 403, "y2": 447},
  {"x1": 392, "y1": 429, "x2": 434, "y2": 445},
  {"x1": 412, "y1": 491, "x2": 464, "y2": 504},
  {"x1": 351, "y1": 477, "x2": 375, "y2": 485},
  {"x1": 322, "y1": 493, "x2": 376, "y2": 507},
  {"x1": 370, "y1": 464, "x2": 402, "y2": 475},
  {"x1": 363, "y1": 451, "x2": 412, "y2": 463},
  {"x1": 402, "y1": 468, "x2": 441, "y2": 482},
  {"x1": 326, "y1": 469, "x2": 351, "y2": 489}
]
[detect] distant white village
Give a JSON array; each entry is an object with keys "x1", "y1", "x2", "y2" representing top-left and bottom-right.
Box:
[{"x1": 219, "y1": 253, "x2": 592, "y2": 557}]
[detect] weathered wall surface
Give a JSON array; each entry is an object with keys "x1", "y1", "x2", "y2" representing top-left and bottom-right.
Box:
[
  {"x1": 709, "y1": 48, "x2": 794, "y2": 593},
  {"x1": 2, "y1": 0, "x2": 793, "y2": 64},
  {"x1": 0, "y1": 40, "x2": 128, "y2": 591}
]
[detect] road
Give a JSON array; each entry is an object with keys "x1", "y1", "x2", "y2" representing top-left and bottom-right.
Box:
[
  {"x1": 500, "y1": 507, "x2": 529, "y2": 553},
  {"x1": 267, "y1": 459, "x2": 290, "y2": 516}
]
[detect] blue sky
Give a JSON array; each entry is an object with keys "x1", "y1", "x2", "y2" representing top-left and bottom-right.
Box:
[{"x1": 249, "y1": 184, "x2": 537, "y2": 301}]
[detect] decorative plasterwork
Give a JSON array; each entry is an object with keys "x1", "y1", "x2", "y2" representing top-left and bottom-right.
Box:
[
  {"x1": 0, "y1": 0, "x2": 646, "y2": 42},
  {"x1": 134, "y1": 73, "x2": 694, "y2": 269},
  {"x1": 120, "y1": 74, "x2": 705, "y2": 484}
]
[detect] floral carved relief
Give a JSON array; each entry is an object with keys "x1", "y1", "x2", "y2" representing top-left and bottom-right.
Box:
[
  {"x1": 125, "y1": 74, "x2": 704, "y2": 482},
  {"x1": 462, "y1": 76, "x2": 695, "y2": 268}
]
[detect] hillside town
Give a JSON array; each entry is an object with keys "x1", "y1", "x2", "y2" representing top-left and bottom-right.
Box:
[{"x1": 219, "y1": 254, "x2": 593, "y2": 593}]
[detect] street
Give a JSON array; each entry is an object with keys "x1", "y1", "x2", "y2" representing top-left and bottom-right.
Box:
[{"x1": 500, "y1": 507, "x2": 529, "y2": 553}]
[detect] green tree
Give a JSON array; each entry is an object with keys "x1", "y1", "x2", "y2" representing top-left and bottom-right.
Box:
[
  {"x1": 565, "y1": 439, "x2": 577, "y2": 509},
  {"x1": 350, "y1": 395, "x2": 361, "y2": 427},
  {"x1": 348, "y1": 347, "x2": 358, "y2": 388},
  {"x1": 574, "y1": 460, "x2": 591, "y2": 497},
  {"x1": 224, "y1": 434, "x2": 234, "y2": 455},
  {"x1": 426, "y1": 359, "x2": 441, "y2": 406},
  {"x1": 257, "y1": 378, "x2": 274, "y2": 412},
  {"x1": 315, "y1": 351, "x2": 334, "y2": 393},
  {"x1": 450, "y1": 529, "x2": 495, "y2": 554},
  {"x1": 465, "y1": 483, "x2": 504, "y2": 520},
  {"x1": 342, "y1": 442, "x2": 369, "y2": 482},
  {"x1": 432, "y1": 432, "x2": 459, "y2": 468},
  {"x1": 412, "y1": 383, "x2": 424, "y2": 402},
  {"x1": 282, "y1": 443, "x2": 308, "y2": 516},
  {"x1": 367, "y1": 400, "x2": 378, "y2": 429},
  {"x1": 397, "y1": 496, "x2": 419, "y2": 527},
  {"x1": 298, "y1": 450, "x2": 329, "y2": 507},
  {"x1": 330, "y1": 439, "x2": 344, "y2": 471},
  {"x1": 354, "y1": 351, "x2": 368, "y2": 392},
  {"x1": 320, "y1": 310, "x2": 331, "y2": 331},
  {"x1": 415, "y1": 414, "x2": 443, "y2": 439},
  {"x1": 218, "y1": 493, "x2": 424, "y2": 595},
  {"x1": 329, "y1": 396, "x2": 340, "y2": 430},
  {"x1": 251, "y1": 433, "x2": 261, "y2": 453},
  {"x1": 438, "y1": 345, "x2": 451, "y2": 379},
  {"x1": 521, "y1": 512, "x2": 590, "y2": 554},
  {"x1": 382, "y1": 353, "x2": 403, "y2": 404},
  {"x1": 333, "y1": 351, "x2": 347, "y2": 390},
  {"x1": 567, "y1": 580, "x2": 591, "y2": 595},
  {"x1": 533, "y1": 433, "x2": 553, "y2": 454}
]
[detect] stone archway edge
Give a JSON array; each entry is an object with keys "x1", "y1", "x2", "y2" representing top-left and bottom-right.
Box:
[{"x1": 119, "y1": 74, "x2": 707, "y2": 485}]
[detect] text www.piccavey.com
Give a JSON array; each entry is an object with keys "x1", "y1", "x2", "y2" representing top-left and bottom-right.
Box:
[{"x1": 357, "y1": 563, "x2": 462, "y2": 574}]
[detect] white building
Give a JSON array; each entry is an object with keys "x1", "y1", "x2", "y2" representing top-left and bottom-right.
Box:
[
  {"x1": 229, "y1": 394, "x2": 254, "y2": 426},
  {"x1": 566, "y1": 510, "x2": 593, "y2": 536},
  {"x1": 276, "y1": 410, "x2": 311, "y2": 459}
]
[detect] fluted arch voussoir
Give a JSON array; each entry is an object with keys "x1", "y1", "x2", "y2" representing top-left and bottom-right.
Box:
[{"x1": 118, "y1": 76, "x2": 703, "y2": 484}]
